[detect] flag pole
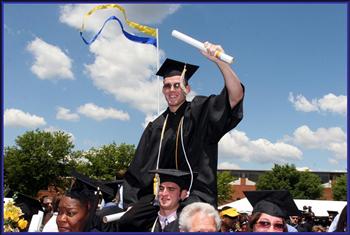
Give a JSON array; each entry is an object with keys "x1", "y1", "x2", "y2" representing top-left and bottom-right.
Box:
[{"x1": 156, "y1": 28, "x2": 160, "y2": 115}]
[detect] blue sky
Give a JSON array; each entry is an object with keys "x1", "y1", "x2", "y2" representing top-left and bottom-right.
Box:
[{"x1": 3, "y1": 3, "x2": 347, "y2": 172}]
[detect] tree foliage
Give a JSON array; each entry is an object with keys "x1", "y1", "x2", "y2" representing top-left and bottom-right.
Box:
[
  {"x1": 256, "y1": 164, "x2": 323, "y2": 199},
  {"x1": 332, "y1": 174, "x2": 347, "y2": 201},
  {"x1": 4, "y1": 130, "x2": 74, "y2": 196},
  {"x1": 73, "y1": 143, "x2": 135, "y2": 181},
  {"x1": 217, "y1": 171, "x2": 235, "y2": 205}
]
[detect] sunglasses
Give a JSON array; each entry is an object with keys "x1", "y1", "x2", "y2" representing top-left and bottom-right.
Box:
[
  {"x1": 163, "y1": 82, "x2": 182, "y2": 90},
  {"x1": 255, "y1": 220, "x2": 285, "y2": 231}
]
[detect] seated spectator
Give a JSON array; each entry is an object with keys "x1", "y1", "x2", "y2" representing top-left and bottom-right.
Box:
[
  {"x1": 288, "y1": 215, "x2": 300, "y2": 230},
  {"x1": 237, "y1": 213, "x2": 249, "y2": 232},
  {"x1": 244, "y1": 190, "x2": 301, "y2": 232},
  {"x1": 219, "y1": 207, "x2": 240, "y2": 232},
  {"x1": 179, "y1": 202, "x2": 221, "y2": 232}
]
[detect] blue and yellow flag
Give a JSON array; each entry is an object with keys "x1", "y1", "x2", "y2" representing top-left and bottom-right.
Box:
[{"x1": 80, "y1": 4, "x2": 157, "y2": 47}]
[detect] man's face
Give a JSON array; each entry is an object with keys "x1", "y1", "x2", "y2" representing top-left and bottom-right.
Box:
[
  {"x1": 290, "y1": 216, "x2": 299, "y2": 224},
  {"x1": 158, "y1": 181, "x2": 186, "y2": 212},
  {"x1": 162, "y1": 75, "x2": 189, "y2": 110}
]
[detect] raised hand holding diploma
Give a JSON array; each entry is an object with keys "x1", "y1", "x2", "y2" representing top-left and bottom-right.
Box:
[{"x1": 171, "y1": 30, "x2": 234, "y2": 64}]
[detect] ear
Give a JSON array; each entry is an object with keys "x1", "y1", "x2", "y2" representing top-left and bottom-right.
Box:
[
  {"x1": 180, "y1": 189, "x2": 189, "y2": 200},
  {"x1": 182, "y1": 84, "x2": 191, "y2": 95}
]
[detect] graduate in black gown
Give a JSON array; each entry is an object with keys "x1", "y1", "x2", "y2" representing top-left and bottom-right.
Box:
[
  {"x1": 149, "y1": 169, "x2": 196, "y2": 232},
  {"x1": 120, "y1": 42, "x2": 244, "y2": 231}
]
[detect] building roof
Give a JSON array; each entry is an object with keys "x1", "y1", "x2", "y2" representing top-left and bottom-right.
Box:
[{"x1": 219, "y1": 198, "x2": 347, "y2": 217}]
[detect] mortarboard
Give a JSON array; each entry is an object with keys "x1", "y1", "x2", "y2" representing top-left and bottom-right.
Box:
[
  {"x1": 156, "y1": 58, "x2": 199, "y2": 81},
  {"x1": 244, "y1": 190, "x2": 301, "y2": 219},
  {"x1": 149, "y1": 168, "x2": 197, "y2": 190},
  {"x1": 70, "y1": 170, "x2": 115, "y2": 199},
  {"x1": 98, "y1": 179, "x2": 124, "y2": 202},
  {"x1": 220, "y1": 207, "x2": 239, "y2": 218},
  {"x1": 327, "y1": 210, "x2": 339, "y2": 217}
]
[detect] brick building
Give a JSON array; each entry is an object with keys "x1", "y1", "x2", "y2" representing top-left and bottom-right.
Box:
[{"x1": 218, "y1": 169, "x2": 346, "y2": 204}]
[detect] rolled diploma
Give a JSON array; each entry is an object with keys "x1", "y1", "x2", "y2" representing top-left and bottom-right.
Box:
[
  {"x1": 171, "y1": 30, "x2": 234, "y2": 64},
  {"x1": 103, "y1": 211, "x2": 127, "y2": 223}
]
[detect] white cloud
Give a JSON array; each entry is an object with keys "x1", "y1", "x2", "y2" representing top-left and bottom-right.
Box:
[
  {"x1": 286, "y1": 125, "x2": 346, "y2": 160},
  {"x1": 318, "y1": 93, "x2": 347, "y2": 115},
  {"x1": 142, "y1": 112, "x2": 162, "y2": 128},
  {"x1": 59, "y1": 4, "x2": 180, "y2": 30},
  {"x1": 27, "y1": 37, "x2": 74, "y2": 80},
  {"x1": 4, "y1": 108, "x2": 46, "y2": 128},
  {"x1": 296, "y1": 167, "x2": 311, "y2": 171},
  {"x1": 44, "y1": 126, "x2": 75, "y2": 143},
  {"x1": 288, "y1": 92, "x2": 318, "y2": 112},
  {"x1": 77, "y1": 103, "x2": 130, "y2": 121},
  {"x1": 289, "y1": 92, "x2": 346, "y2": 115},
  {"x1": 218, "y1": 162, "x2": 241, "y2": 170},
  {"x1": 56, "y1": 107, "x2": 80, "y2": 121},
  {"x1": 59, "y1": 4, "x2": 182, "y2": 116},
  {"x1": 219, "y1": 130, "x2": 303, "y2": 164}
]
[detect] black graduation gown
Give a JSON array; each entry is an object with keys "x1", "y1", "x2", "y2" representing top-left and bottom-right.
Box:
[{"x1": 123, "y1": 87, "x2": 244, "y2": 207}]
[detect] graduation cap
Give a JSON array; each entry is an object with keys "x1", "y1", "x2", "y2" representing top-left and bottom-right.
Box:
[
  {"x1": 327, "y1": 210, "x2": 339, "y2": 217},
  {"x1": 244, "y1": 190, "x2": 301, "y2": 219},
  {"x1": 156, "y1": 58, "x2": 199, "y2": 81},
  {"x1": 69, "y1": 170, "x2": 116, "y2": 204},
  {"x1": 220, "y1": 207, "x2": 239, "y2": 218},
  {"x1": 149, "y1": 168, "x2": 197, "y2": 190},
  {"x1": 98, "y1": 179, "x2": 124, "y2": 202}
]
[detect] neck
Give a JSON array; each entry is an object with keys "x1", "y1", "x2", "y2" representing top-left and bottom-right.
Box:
[
  {"x1": 169, "y1": 101, "x2": 185, "y2": 113},
  {"x1": 159, "y1": 206, "x2": 179, "y2": 217}
]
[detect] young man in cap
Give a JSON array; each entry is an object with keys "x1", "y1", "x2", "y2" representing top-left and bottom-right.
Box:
[
  {"x1": 149, "y1": 168, "x2": 194, "y2": 232},
  {"x1": 244, "y1": 190, "x2": 301, "y2": 232},
  {"x1": 118, "y1": 169, "x2": 195, "y2": 232},
  {"x1": 123, "y1": 42, "x2": 244, "y2": 210}
]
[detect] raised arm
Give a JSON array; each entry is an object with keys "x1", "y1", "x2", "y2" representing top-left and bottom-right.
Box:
[{"x1": 201, "y1": 42, "x2": 244, "y2": 108}]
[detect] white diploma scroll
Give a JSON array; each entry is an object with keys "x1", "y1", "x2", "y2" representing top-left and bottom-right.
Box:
[
  {"x1": 171, "y1": 30, "x2": 234, "y2": 64},
  {"x1": 103, "y1": 211, "x2": 126, "y2": 223}
]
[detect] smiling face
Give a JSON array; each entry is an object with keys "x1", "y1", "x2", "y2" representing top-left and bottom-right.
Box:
[
  {"x1": 162, "y1": 75, "x2": 190, "y2": 112},
  {"x1": 158, "y1": 181, "x2": 187, "y2": 214},
  {"x1": 56, "y1": 195, "x2": 89, "y2": 232}
]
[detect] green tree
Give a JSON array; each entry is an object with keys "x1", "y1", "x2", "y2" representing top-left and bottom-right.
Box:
[
  {"x1": 217, "y1": 171, "x2": 235, "y2": 205},
  {"x1": 332, "y1": 174, "x2": 347, "y2": 201},
  {"x1": 256, "y1": 164, "x2": 299, "y2": 192},
  {"x1": 4, "y1": 129, "x2": 74, "y2": 196},
  {"x1": 293, "y1": 171, "x2": 323, "y2": 199},
  {"x1": 256, "y1": 164, "x2": 323, "y2": 199},
  {"x1": 73, "y1": 143, "x2": 135, "y2": 180}
]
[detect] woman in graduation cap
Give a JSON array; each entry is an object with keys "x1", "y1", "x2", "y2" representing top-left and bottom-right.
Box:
[
  {"x1": 56, "y1": 171, "x2": 114, "y2": 232},
  {"x1": 244, "y1": 190, "x2": 301, "y2": 232},
  {"x1": 123, "y1": 42, "x2": 244, "y2": 210}
]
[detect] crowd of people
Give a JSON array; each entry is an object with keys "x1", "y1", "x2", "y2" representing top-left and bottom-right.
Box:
[
  {"x1": 7, "y1": 174, "x2": 347, "y2": 233},
  {"x1": 4, "y1": 41, "x2": 347, "y2": 233}
]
